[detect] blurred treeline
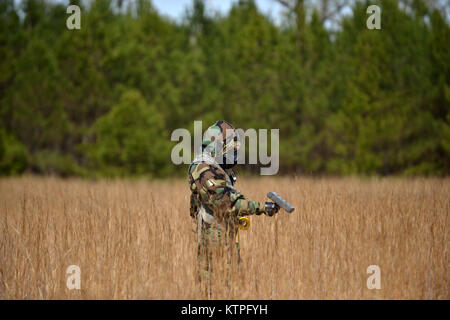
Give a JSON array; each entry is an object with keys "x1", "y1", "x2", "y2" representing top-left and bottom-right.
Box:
[{"x1": 0, "y1": 0, "x2": 449, "y2": 177}]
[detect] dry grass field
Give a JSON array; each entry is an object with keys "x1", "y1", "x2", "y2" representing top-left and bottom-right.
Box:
[{"x1": 0, "y1": 176, "x2": 448, "y2": 299}]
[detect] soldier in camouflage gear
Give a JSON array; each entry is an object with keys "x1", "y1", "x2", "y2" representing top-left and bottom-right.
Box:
[{"x1": 188, "y1": 120, "x2": 280, "y2": 294}]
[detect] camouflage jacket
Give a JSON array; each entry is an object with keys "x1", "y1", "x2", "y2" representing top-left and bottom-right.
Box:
[{"x1": 188, "y1": 157, "x2": 266, "y2": 226}]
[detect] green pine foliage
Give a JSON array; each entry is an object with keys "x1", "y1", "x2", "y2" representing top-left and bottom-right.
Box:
[
  {"x1": 0, "y1": 0, "x2": 448, "y2": 177},
  {"x1": 89, "y1": 89, "x2": 170, "y2": 177}
]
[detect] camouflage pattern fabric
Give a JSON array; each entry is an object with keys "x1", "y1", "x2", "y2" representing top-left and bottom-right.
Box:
[
  {"x1": 188, "y1": 120, "x2": 267, "y2": 294},
  {"x1": 196, "y1": 216, "x2": 238, "y2": 296},
  {"x1": 189, "y1": 162, "x2": 266, "y2": 222}
]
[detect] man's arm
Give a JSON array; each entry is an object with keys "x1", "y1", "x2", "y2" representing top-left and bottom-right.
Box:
[{"x1": 189, "y1": 163, "x2": 271, "y2": 220}]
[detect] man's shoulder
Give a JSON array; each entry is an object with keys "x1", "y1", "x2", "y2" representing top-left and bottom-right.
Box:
[
  {"x1": 189, "y1": 161, "x2": 212, "y2": 174},
  {"x1": 189, "y1": 161, "x2": 229, "y2": 184},
  {"x1": 188, "y1": 162, "x2": 215, "y2": 181}
]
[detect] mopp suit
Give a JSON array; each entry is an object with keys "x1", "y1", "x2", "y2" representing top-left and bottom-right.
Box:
[{"x1": 188, "y1": 120, "x2": 280, "y2": 290}]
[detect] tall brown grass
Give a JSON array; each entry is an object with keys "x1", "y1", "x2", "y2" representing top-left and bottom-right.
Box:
[{"x1": 0, "y1": 176, "x2": 448, "y2": 299}]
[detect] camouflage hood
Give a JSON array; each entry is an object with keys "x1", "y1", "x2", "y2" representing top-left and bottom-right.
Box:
[{"x1": 198, "y1": 120, "x2": 240, "y2": 170}]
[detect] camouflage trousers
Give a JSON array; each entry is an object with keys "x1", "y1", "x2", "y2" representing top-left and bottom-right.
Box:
[{"x1": 196, "y1": 215, "x2": 240, "y2": 297}]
